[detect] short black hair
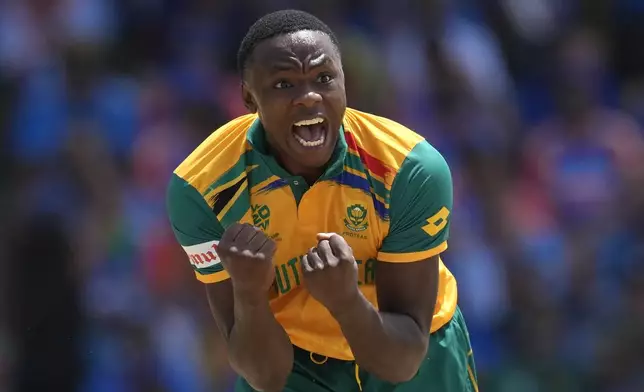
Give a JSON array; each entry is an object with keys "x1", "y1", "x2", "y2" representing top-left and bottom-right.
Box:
[{"x1": 237, "y1": 9, "x2": 340, "y2": 77}]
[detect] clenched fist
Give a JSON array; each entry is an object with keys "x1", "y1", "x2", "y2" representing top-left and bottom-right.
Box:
[
  {"x1": 217, "y1": 223, "x2": 277, "y2": 294},
  {"x1": 301, "y1": 233, "x2": 359, "y2": 313}
]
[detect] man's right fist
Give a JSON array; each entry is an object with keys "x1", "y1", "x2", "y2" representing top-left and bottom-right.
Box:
[{"x1": 217, "y1": 223, "x2": 277, "y2": 293}]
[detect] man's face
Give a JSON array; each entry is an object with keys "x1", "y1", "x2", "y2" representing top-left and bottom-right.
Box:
[{"x1": 242, "y1": 30, "x2": 347, "y2": 176}]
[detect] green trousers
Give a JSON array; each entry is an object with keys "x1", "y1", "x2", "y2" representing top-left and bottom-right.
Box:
[{"x1": 235, "y1": 307, "x2": 478, "y2": 392}]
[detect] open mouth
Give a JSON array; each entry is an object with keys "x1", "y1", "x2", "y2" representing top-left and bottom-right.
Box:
[{"x1": 292, "y1": 117, "x2": 327, "y2": 148}]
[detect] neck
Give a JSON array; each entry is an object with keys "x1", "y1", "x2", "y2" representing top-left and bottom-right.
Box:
[
  {"x1": 300, "y1": 171, "x2": 324, "y2": 186},
  {"x1": 262, "y1": 128, "x2": 334, "y2": 185},
  {"x1": 278, "y1": 155, "x2": 325, "y2": 185}
]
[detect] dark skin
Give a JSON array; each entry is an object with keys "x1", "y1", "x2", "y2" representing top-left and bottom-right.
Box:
[
  {"x1": 242, "y1": 30, "x2": 347, "y2": 184},
  {"x1": 304, "y1": 234, "x2": 440, "y2": 382},
  {"x1": 206, "y1": 224, "x2": 291, "y2": 392},
  {"x1": 206, "y1": 30, "x2": 440, "y2": 388}
]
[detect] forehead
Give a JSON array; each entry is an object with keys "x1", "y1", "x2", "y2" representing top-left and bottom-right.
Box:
[{"x1": 251, "y1": 30, "x2": 340, "y2": 68}]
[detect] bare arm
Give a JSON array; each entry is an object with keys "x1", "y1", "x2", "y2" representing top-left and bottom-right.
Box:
[
  {"x1": 330, "y1": 138, "x2": 452, "y2": 382},
  {"x1": 167, "y1": 175, "x2": 293, "y2": 390},
  {"x1": 206, "y1": 281, "x2": 293, "y2": 392},
  {"x1": 331, "y1": 256, "x2": 439, "y2": 383}
]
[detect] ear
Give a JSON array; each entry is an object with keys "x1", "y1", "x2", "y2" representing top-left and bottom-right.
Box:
[{"x1": 241, "y1": 82, "x2": 257, "y2": 113}]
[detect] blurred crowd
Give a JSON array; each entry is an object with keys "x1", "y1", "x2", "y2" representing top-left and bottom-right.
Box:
[{"x1": 1, "y1": 0, "x2": 644, "y2": 391}]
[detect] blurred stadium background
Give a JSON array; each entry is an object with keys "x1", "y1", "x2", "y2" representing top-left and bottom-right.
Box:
[{"x1": 1, "y1": 0, "x2": 644, "y2": 391}]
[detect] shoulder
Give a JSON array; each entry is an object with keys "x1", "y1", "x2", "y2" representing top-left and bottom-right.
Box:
[
  {"x1": 343, "y1": 108, "x2": 446, "y2": 178},
  {"x1": 343, "y1": 108, "x2": 425, "y2": 160},
  {"x1": 167, "y1": 115, "x2": 257, "y2": 243},
  {"x1": 173, "y1": 114, "x2": 257, "y2": 193},
  {"x1": 389, "y1": 138, "x2": 452, "y2": 207},
  {"x1": 399, "y1": 139, "x2": 450, "y2": 181}
]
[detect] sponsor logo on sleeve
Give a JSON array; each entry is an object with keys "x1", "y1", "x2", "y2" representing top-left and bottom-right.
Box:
[
  {"x1": 421, "y1": 207, "x2": 450, "y2": 236},
  {"x1": 182, "y1": 240, "x2": 220, "y2": 268}
]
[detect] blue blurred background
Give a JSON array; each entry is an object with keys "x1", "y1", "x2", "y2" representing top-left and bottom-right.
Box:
[{"x1": 1, "y1": 0, "x2": 644, "y2": 391}]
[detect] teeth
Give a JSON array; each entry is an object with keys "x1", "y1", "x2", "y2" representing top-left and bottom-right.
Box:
[
  {"x1": 294, "y1": 117, "x2": 324, "y2": 126},
  {"x1": 294, "y1": 134, "x2": 325, "y2": 147}
]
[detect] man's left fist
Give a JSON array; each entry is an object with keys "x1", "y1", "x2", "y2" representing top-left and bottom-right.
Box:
[{"x1": 301, "y1": 233, "x2": 359, "y2": 313}]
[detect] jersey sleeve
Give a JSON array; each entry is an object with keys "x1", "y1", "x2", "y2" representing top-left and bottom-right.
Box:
[
  {"x1": 166, "y1": 173, "x2": 230, "y2": 283},
  {"x1": 377, "y1": 140, "x2": 453, "y2": 262}
]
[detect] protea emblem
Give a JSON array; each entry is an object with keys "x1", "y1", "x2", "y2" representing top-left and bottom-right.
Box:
[{"x1": 344, "y1": 204, "x2": 368, "y2": 232}]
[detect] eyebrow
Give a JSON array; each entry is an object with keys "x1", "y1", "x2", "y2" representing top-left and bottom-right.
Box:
[{"x1": 269, "y1": 54, "x2": 331, "y2": 73}]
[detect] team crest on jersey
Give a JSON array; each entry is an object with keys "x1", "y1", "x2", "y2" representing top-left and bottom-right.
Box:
[{"x1": 344, "y1": 204, "x2": 369, "y2": 232}]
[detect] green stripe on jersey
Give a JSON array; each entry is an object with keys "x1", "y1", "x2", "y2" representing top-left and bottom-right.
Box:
[
  {"x1": 166, "y1": 174, "x2": 224, "y2": 246},
  {"x1": 195, "y1": 264, "x2": 225, "y2": 274},
  {"x1": 217, "y1": 182, "x2": 251, "y2": 228},
  {"x1": 203, "y1": 151, "x2": 249, "y2": 198},
  {"x1": 247, "y1": 155, "x2": 279, "y2": 188},
  {"x1": 344, "y1": 152, "x2": 390, "y2": 203}
]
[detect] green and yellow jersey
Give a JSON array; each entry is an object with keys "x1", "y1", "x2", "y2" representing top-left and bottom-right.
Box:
[{"x1": 167, "y1": 108, "x2": 457, "y2": 361}]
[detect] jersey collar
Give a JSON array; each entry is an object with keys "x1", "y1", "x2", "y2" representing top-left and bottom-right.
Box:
[{"x1": 246, "y1": 118, "x2": 347, "y2": 180}]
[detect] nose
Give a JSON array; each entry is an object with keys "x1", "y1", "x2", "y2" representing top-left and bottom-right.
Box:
[{"x1": 293, "y1": 88, "x2": 323, "y2": 108}]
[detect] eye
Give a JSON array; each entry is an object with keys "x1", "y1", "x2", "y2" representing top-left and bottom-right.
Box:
[
  {"x1": 274, "y1": 80, "x2": 292, "y2": 89},
  {"x1": 317, "y1": 74, "x2": 333, "y2": 84}
]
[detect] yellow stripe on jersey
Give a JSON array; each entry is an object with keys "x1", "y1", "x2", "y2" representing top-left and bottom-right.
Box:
[
  {"x1": 345, "y1": 149, "x2": 392, "y2": 189},
  {"x1": 378, "y1": 241, "x2": 448, "y2": 263},
  {"x1": 344, "y1": 166, "x2": 367, "y2": 179},
  {"x1": 205, "y1": 167, "x2": 248, "y2": 199},
  {"x1": 195, "y1": 270, "x2": 230, "y2": 284},
  {"x1": 216, "y1": 179, "x2": 249, "y2": 222},
  {"x1": 343, "y1": 108, "x2": 424, "y2": 174},
  {"x1": 251, "y1": 175, "x2": 282, "y2": 195},
  {"x1": 174, "y1": 114, "x2": 257, "y2": 194},
  {"x1": 342, "y1": 165, "x2": 389, "y2": 207}
]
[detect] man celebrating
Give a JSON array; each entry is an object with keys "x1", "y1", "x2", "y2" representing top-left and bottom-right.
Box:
[{"x1": 167, "y1": 9, "x2": 477, "y2": 392}]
